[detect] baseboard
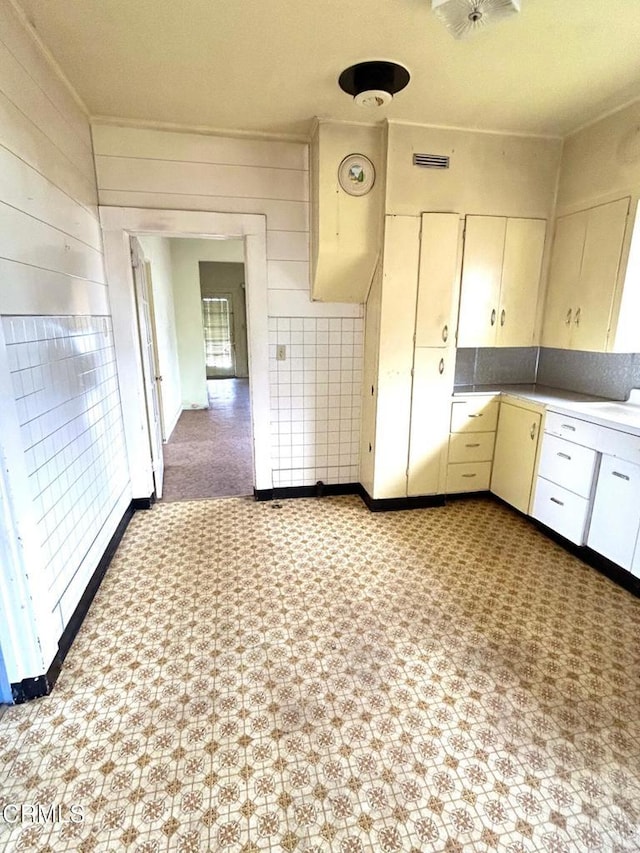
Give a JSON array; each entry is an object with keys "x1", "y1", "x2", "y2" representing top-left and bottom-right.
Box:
[
  {"x1": 10, "y1": 501, "x2": 137, "y2": 704},
  {"x1": 532, "y1": 519, "x2": 640, "y2": 598},
  {"x1": 358, "y1": 485, "x2": 446, "y2": 512},
  {"x1": 254, "y1": 482, "x2": 360, "y2": 501},
  {"x1": 132, "y1": 493, "x2": 155, "y2": 510}
]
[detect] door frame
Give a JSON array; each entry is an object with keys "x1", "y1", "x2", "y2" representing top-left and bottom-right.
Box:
[
  {"x1": 100, "y1": 208, "x2": 270, "y2": 495},
  {"x1": 201, "y1": 292, "x2": 237, "y2": 379}
]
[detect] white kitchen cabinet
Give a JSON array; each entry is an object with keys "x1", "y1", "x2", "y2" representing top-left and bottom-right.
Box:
[
  {"x1": 457, "y1": 216, "x2": 546, "y2": 348},
  {"x1": 364, "y1": 213, "x2": 460, "y2": 500},
  {"x1": 532, "y1": 430, "x2": 597, "y2": 545},
  {"x1": 542, "y1": 197, "x2": 630, "y2": 352},
  {"x1": 414, "y1": 213, "x2": 461, "y2": 347},
  {"x1": 587, "y1": 454, "x2": 640, "y2": 570},
  {"x1": 408, "y1": 349, "x2": 455, "y2": 495},
  {"x1": 491, "y1": 400, "x2": 543, "y2": 514}
]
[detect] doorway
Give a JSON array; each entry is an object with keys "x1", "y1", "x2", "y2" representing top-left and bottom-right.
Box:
[
  {"x1": 130, "y1": 235, "x2": 255, "y2": 501},
  {"x1": 100, "y1": 207, "x2": 271, "y2": 503}
]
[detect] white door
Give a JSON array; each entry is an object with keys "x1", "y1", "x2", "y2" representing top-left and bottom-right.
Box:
[
  {"x1": 497, "y1": 218, "x2": 546, "y2": 347},
  {"x1": 131, "y1": 237, "x2": 165, "y2": 499}
]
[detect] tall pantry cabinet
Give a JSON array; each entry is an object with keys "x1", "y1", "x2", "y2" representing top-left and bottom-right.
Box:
[{"x1": 361, "y1": 213, "x2": 461, "y2": 500}]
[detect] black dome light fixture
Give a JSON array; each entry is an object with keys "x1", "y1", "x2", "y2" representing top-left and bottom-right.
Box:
[{"x1": 338, "y1": 60, "x2": 410, "y2": 108}]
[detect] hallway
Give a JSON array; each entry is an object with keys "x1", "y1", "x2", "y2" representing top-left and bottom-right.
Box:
[{"x1": 161, "y1": 379, "x2": 253, "y2": 501}]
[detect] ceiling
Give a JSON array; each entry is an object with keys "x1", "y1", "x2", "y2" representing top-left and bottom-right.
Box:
[{"x1": 16, "y1": 0, "x2": 640, "y2": 139}]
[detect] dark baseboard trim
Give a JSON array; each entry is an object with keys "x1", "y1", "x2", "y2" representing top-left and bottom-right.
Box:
[
  {"x1": 11, "y1": 501, "x2": 137, "y2": 705},
  {"x1": 445, "y1": 490, "x2": 492, "y2": 502},
  {"x1": 132, "y1": 493, "x2": 155, "y2": 510},
  {"x1": 532, "y1": 519, "x2": 640, "y2": 598},
  {"x1": 358, "y1": 485, "x2": 446, "y2": 512},
  {"x1": 254, "y1": 483, "x2": 360, "y2": 502}
]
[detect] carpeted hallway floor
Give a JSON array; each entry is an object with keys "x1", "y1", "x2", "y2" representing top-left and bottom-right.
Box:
[
  {"x1": 1, "y1": 496, "x2": 639, "y2": 852},
  {"x1": 161, "y1": 379, "x2": 253, "y2": 502}
]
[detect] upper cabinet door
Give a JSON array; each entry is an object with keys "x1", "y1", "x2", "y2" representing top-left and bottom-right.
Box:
[
  {"x1": 457, "y1": 216, "x2": 506, "y2": 348},
  {"x1": 541, "y1": 211, "x2": 587, "y2": 349},
  {"x1": 497, "y1": 218, "x2": 546, "y2": 348},
  {"x1": 573, "y1": 197, "x2": 629, "y2": 352},
  {"x1": 414, "y1": 213, "x2": 461, "y2": 347}
]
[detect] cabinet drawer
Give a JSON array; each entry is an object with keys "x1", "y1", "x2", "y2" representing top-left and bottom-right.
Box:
[
  {"x1": 598, "y1": 426, "x2": 640, "y2": 466},
  {"x1": 450, "y1": 400, "x2": 499, "y2": 433},
  {"x1": 448, "y1": 431, "x2": 495, "y2": 463},
  {"x1": 544, "y1": 410, "x2": 601, "y2": 448},
  {"x1": 537, "y1": 433, "x2": 597, "y2": 498},
  {"x1": 446, "y1": 461, "x2": 492, "y2": 493},
  {"x1": 532, "y1": 476, "x2": 590, "y2": 545}
]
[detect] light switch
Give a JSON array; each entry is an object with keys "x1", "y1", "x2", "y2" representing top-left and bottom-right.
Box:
[{"x1": 276, "y1": 344, "x2": 287, "y2": 361}]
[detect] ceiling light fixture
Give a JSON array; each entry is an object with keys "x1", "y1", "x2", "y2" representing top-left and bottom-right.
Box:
[
  {"x1": 338, "y1": 61, "x2": 410, "y2": 108},
  {"x1": 432, "y1": 0, "x2": 521, "y2": 39}
]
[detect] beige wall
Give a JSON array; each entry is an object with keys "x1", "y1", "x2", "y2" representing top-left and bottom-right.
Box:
[
  {"x1": 386, "y1": 122, "x2": 562, "y2": 220},
  {"x1": 557, "y1": 101, "x2": 640, "y2": 213},
  {"x1": 170, "y1": 238, "x2": 245, "y2": 408},
  {"x1": 136, "y1": 235, "x2": 182, "y2": 438},
  {"x1": 311, "y1": 121, "x2": 384, "y2": 302}
]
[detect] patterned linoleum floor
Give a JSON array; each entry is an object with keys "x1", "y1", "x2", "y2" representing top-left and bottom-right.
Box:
[{"x1": 1, "y1": 495, "x2": 640, "y2": 853}]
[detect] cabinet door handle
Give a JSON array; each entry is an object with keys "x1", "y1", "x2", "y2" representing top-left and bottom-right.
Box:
[
  {"x1": 438, "y1": 358, "x2": 445, "y2": 375},
  {"x1": 530, "y1": 422, "x2": 537, "y2": 440},
  {"x1": 612, "y1": 471, "x2": 630, "y2": 481},
  {"x1": 565, "y1": 308, "x2": 572, "y2": 326},
  {"x1": 561, "y1": 423, "x2": 576, "y2": 432},
  {"x1": 465, "y1": 443, "x2": 481, "y2": 448},
  {"x1": 462, "y1": 473, "x2": 477, "y2": 478},
  {"x1": 442, "y1": 324, "x2": 448, "y2": 343},
  {"x1": 574, "y1": 307, "x2": 581, "y2": 326},
  {"x1": 550, "y1": 497, "x2": 564, "y2": 506},
  {"x1": 557, "y1": 452, "x2": 571, "y2": 460},
  {"x1": 490, "y1": 308, "x2": 496, "y2": 326},
  {"x1": 467, "y1": 413, "x2": 483, "y2": 418},
  {"x1": 500, "y1": 308, "x2": 506, "y2": 327}
]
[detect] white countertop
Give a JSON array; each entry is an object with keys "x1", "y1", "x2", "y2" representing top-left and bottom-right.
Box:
[{"x1": 453, "y1": 385, "x2": 640, "y2": 437}]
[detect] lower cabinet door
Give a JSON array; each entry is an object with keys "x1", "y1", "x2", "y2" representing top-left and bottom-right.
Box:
[
  {"x1": 587, "y1": 455, "x2": 640, "y2": 570},
  {"x1": 407, "y1": 348, "x2": 454, "y2": 495},
  {"x1": 532, "y1": 476, "x2": 590, "y2": 545},
  {"x1": 490, "y1": 403, "x2": 542, "y2": 514}
]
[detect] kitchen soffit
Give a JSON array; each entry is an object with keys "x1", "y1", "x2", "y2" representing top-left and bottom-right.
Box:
[{"x1": 14, "y1": 0, "x2": 640, "y2": 139}]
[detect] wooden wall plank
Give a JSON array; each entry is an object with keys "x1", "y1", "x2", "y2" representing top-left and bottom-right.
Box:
[
  {"x1": 96, "y1": 189, "x2": 308, "y2": 231},
  {"x1": 266, "y1": 260, "x2": 309, "y2": 291},
  {"x1": 0, "y1": 202, "x2": 105, "y2": 283},
  {"x1": 0, "y1": 259, "x2": 108, "y2": 315},
  {"x1": 0, "y1": 146, "x2": 102, "y2": 251},
  {"x1": 266, "y1": 230, "x2": 309, "y2": 261},
  {"x1": 95, "y1": 155, "x2": 308, "y2": 202},
  {"x1": 0, "y1": 91, "x2": 97, "y2": 209},
  {"x1": 0, "y1": 41, "x2": 95, "y2": 183},
  {"x1": 0, "y1": 1, "x2": 91, "y2": 149},
  {"x1": 92, "y1": 124, "x2": 308, "y2": 170}
]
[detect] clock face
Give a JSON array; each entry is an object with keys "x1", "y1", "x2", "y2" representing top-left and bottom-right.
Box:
[{"x1": 338, "y1": 154, "x2": 375, "y2": 196}]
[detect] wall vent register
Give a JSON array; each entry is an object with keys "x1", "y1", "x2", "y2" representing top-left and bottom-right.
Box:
[{"x1": 413, "y1": 153, "x2": 450, "y2": 169}]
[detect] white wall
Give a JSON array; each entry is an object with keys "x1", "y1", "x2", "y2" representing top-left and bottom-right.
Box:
[
  {"x1": 169, "y1": 238, "x2": 245, "y2": 408},
  {"x1": 136, "y1": 235, "x2": 182, "y2": 438},
  {"x1": 0, "y1": 0, "x2": 131, "y2": 685},
  {"x1": 94, "y1": 124, "x2": 363, "y2": 487}
]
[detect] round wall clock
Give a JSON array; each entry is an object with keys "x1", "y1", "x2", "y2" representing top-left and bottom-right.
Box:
[{"x1": 338, "y1": 154, "x2": 375, "y2": 196}]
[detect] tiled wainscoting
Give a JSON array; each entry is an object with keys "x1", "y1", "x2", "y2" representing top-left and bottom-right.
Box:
[
  {"x1": 2, "y1": 315, "x2": 129, "y2": 629},
  {"x1": 269, "y1": 317, "x2": 363, "y2": 487}
]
